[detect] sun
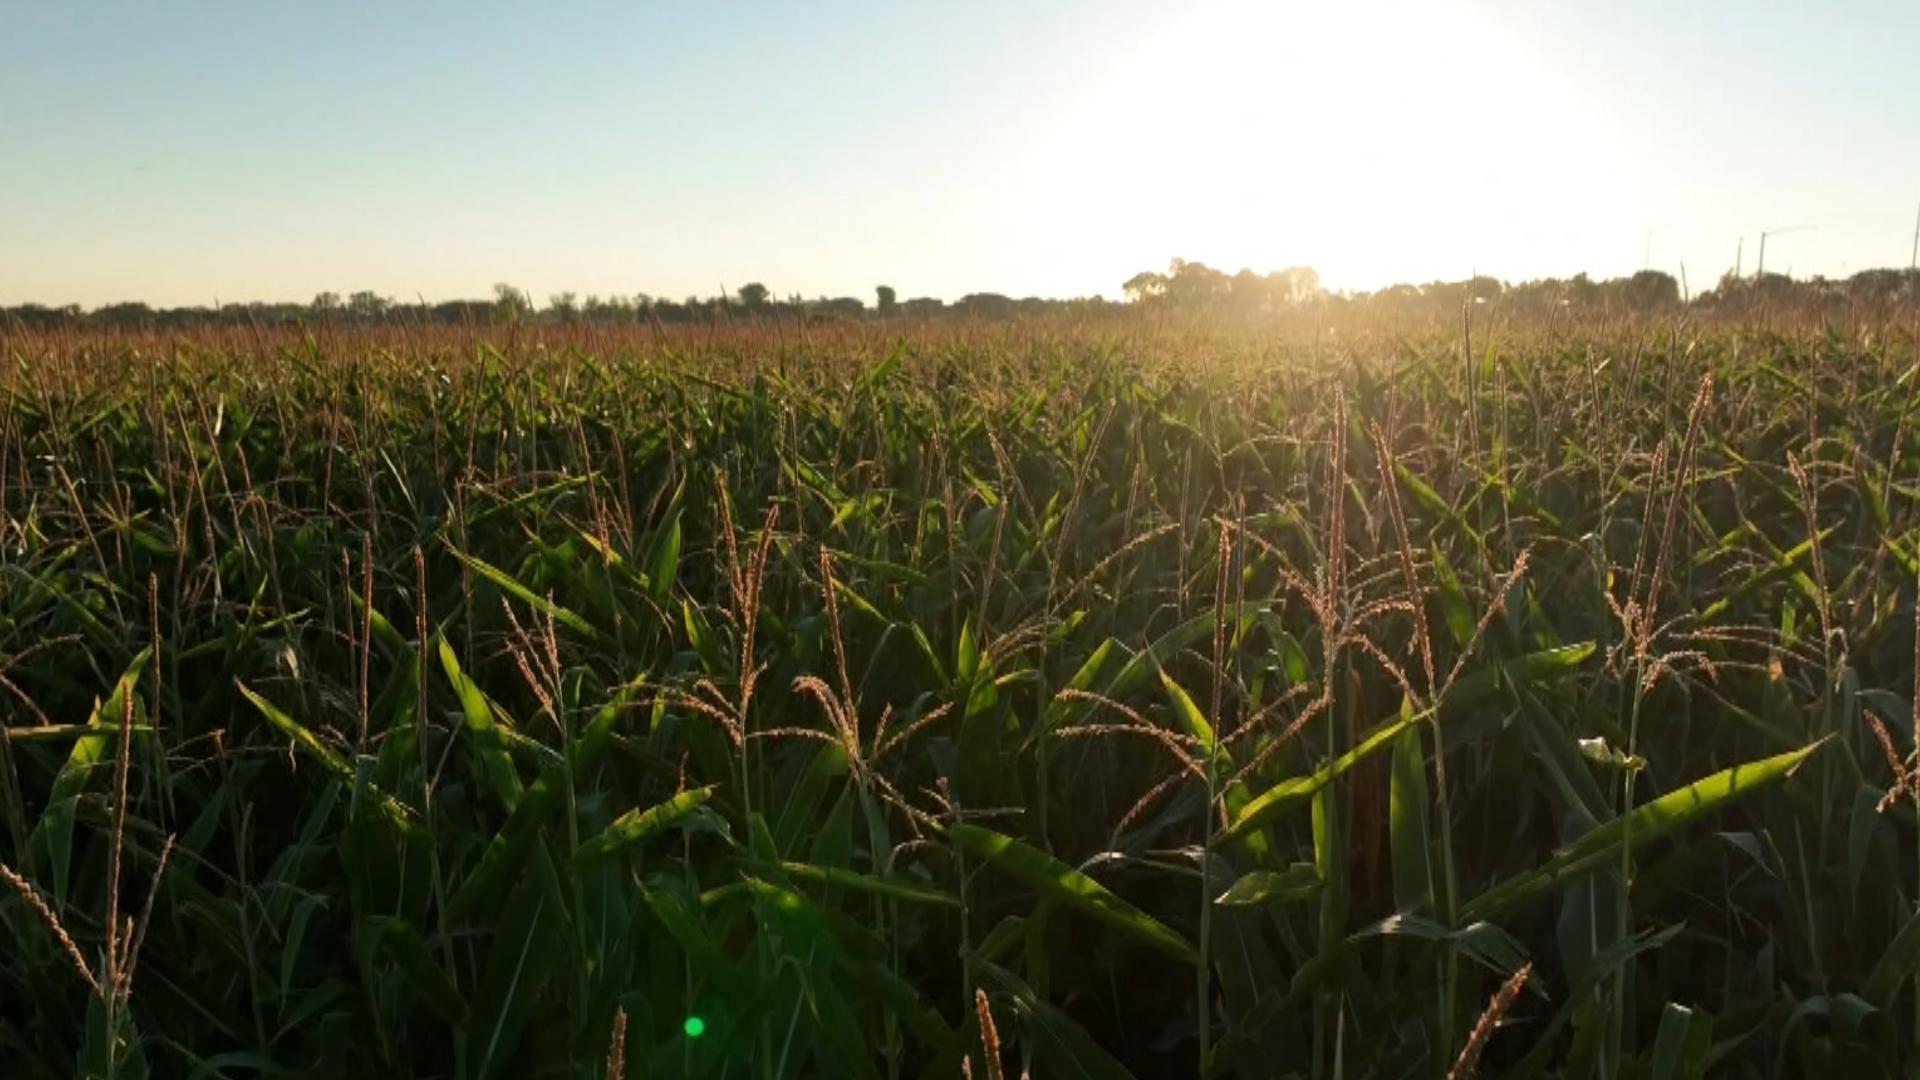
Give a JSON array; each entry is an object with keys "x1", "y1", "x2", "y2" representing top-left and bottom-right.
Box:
[{"x1": 1039, "y1": 0, "x2": 1631, "y2": 293}]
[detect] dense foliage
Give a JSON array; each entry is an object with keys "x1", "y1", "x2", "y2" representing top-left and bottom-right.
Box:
[
  {"x1": 1, "y1": 313, "x2": 1918, "y2": 1078},
  {"x1": 9, "y1": 263, "x2": 1914, "y2": 332}
]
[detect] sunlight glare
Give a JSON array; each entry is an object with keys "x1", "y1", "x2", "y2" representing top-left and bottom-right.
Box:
[{"x1": 1051, "y1": 0, "x2": 1632, "y2": 292}]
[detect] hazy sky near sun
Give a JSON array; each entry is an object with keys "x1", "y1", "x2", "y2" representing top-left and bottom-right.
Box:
[{"x1": 3, "y1": 0, "x2": 1916, "y2": 307}]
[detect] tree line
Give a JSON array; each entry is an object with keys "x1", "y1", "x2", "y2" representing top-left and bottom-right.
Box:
[
  {"x1": 1125, "y1": 259, "x2": 1920, "y2": 316},
  {"x1": 4, "y1": 260, "x2": 1916, "y2": 331},
  {"x1": 0, "y1": 281, "x2": 1079, "y2": 331}
]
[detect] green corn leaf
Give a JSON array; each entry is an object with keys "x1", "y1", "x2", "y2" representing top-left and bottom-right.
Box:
[
  {"x1": 683, "y1": 599, "x2": 727, "y2": 675},
  {"x1": 438, "y1": 637, "x2": 523, "y2": 813},
  {"x1": 446, "y1": 681, "x2": 642, "y2": 923},
  {"x1": 467, "y1": 845, "x2": 568, "y2": 1079},
  {"x1": 774, "y1": 860, "x2": 960, "y2": 908},
  {"x1": 574, "y1": 786, "x2": 716, "y2": 864},
  {"x1": 237, "y1": 681, "x2": 418, "y2": 836},
  {"x1": 644, "y1": 506, "x2": 683, "y2": 606},
  {"x1": 1036, "y1": 637, "x2": 1117, "y2": 740},
  {"x1": 1220, "y1": 709, "x2": 1417, "y2": 844},
  {"x1": 1462, "y1": 740, "x2": 1825, "y2": 921},
  {"x1": 1101, "y1": 613, "x2": 1220, "y2": 702},
  {"x1": 447, "y1": 546, "x2": 597, "y2": 639},
  {"x1": 975, "y1": 961, "x2": 1139, "y2": 1080},
  {"x1": 1158, "y1": 668, "x2": 1217, "y2": 760},
  {"x1": 1355, "y1": 913, "x2": 1530, "y2": 977},
  {"x1": 27, "y1": 647, "x2": 148, "y2": 909},
  {"x1": 363, "y1": 915, "x2": 468, "y2": 1025},
  {"x1": 1650, "y1": 1002, "x2": 1713, "y2": 1080},
  {"x1": 1864, "y1": 900, "x2": 1920, "y2": 1006},
  {"x1": 237, "y1": 680, "x2": 352, "y2": 781},
  {"x1": 1388, "y1": 718, "x2": 1434, "y2": 911},
  {"x1": 1431, "y1": 543, "x2": 1476, "y2": 648},
  {"x1": 1222, "y1": 643, "x2": 1595, "y2": 843},
  {"x1": 640, "y1": 877, "x2": 747, "y2": 995},
  {"x1": 1214, "y1": 863, "x2": 1322, "y2": 907},
  {"x1": 948, "y1": 822, "x2": 1198, "y2": 964}
]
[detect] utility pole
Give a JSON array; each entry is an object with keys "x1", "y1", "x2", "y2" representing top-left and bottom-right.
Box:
[
  {"x1": 1909, "y1": 201, "x2": 1918, "y2": 273},
  {"x1": 1756, "y1": 225, "x2": 1815, "y2": 278},
  {"x1": 1642, "y1": 225, "x2": 1669, "y2": 272}
]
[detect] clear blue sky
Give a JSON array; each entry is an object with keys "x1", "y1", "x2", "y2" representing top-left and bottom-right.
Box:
[{"x1": 3, "y1": 0, "x2": 1916, "y2": 307}]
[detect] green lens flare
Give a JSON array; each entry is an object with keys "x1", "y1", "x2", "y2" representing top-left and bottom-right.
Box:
[{"x1": 683, "y1": 1016, "x2": 706, "y2": 1038}]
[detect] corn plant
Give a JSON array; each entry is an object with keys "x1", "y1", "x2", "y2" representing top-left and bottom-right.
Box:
[{"x1": 0, "y1": 311, "x2": 1914, "y2": 1078}]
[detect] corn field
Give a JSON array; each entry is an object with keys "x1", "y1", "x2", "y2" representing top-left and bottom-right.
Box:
[{"x1": 1, "y1": 312, "x2": 1918, "y2": 1078}]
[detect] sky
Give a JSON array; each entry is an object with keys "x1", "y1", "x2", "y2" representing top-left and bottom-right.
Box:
[{"x1": 2, "y1": 0, "x2": 1917, "y2": 308}]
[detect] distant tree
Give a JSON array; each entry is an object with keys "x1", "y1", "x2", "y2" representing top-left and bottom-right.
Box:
[
  {"x1": 95, "y1": 302, "x2": 156, "y2": 327},
  {"x1": 814, "y1": 296, "x2": 865, "y2": 317},
  {"x1": 1229, "y1": 269, "x2": 1263, "y2": 308},
  {"x1": 1567, "y1": 273, "x2": 1600, "y2": 307},
  {"x1": 493, "y1": 283, "x2": 531, "y2": 323},
  {"x1": 432, "y1": 299, "x2": 493, "y2": 324},
  {"x1": 1123, "y1": 271, "x2": 1167, "y2": 303},
  {"x1": 582, "y1": 294, "x2": 634, "y2": 321},
  {"x1": 1164, "y1": 259, "x2": 1231, "y2": 306},
  {"x1": 1273, "y1": 266, "x2": 1322, "y2": 304},
  {"x1": 956, "y1": 293, "x2": 1016, "y2": 318},
  {"x1": 2, "y1": 303, "x2": 77, "y2": 330},
  {"x1": 47, "y1": 258, "x2": 1915, "y2": 331},
  {"x1": 348, "y1": 291, "x2": 390, "y2": 319},
  {"x1": 1619, "y1": 270, "x2": 1680, "y2": 310}
]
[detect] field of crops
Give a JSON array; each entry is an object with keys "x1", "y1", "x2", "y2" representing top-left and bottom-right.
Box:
[{"x1": 1, "y1": 311, "x2": 1918, "y2": 1078}]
